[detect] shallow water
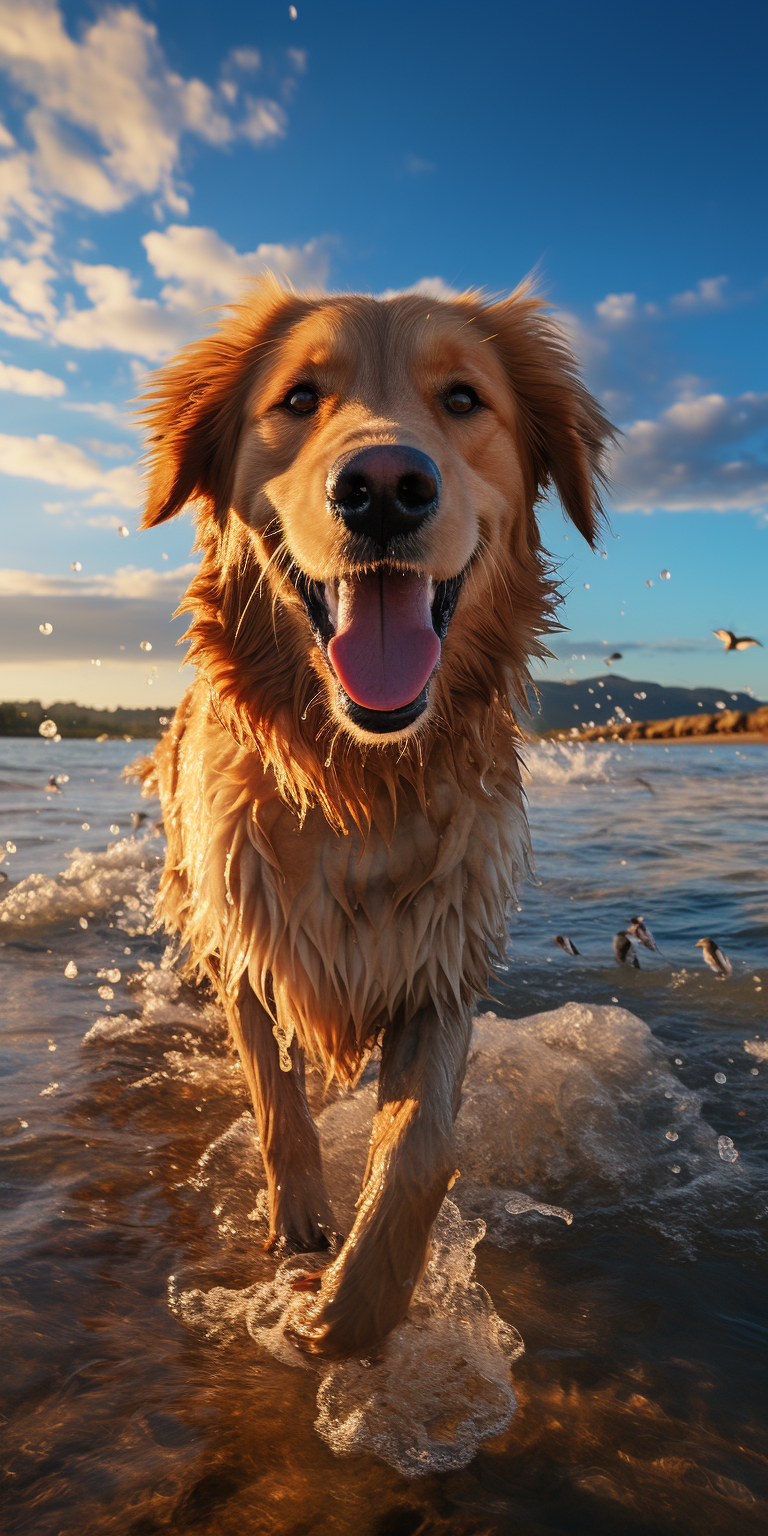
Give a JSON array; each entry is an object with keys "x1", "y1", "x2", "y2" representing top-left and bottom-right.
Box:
[{"x1": 1, "y1": 735, "x2": 767, "y2": 1534}]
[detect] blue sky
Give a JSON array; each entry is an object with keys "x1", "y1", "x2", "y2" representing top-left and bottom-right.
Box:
[{"x1": 0, "y1": 0, "x2": 766, "y2": 709}]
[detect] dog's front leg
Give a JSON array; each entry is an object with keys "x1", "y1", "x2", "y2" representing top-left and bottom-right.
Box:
[
  {"x1": 228, "y1": 977, "x2": 335, "y2": 1253},
  {"x1": 288, "y1": 1002, "x2": 472, "y2": 1358}
]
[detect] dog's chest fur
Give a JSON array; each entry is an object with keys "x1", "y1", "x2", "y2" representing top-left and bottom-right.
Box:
[{"x1": 152, "y1": 681, "x2": 528, "y2": 1078}]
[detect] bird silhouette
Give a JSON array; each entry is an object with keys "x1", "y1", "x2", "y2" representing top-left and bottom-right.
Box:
[
  {"x1": 614, "y1": 931, "x2": 640, "y2": 968},
  {"x1": 696, "y1": 937, "x2": 732, "y2": 978},
  {"x1": 713, "y1": 629, "x2": 762, "y2": 652},
  {"x1": 555, "y1": 935, "x2": 580, "y2": 956},
  {"x1": 628, "y1": 916, "x2": 660, "y2": 953}
]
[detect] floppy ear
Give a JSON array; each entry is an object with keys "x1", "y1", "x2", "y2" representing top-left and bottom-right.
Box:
[
  {"x1": 139, "y1": 276, "x2": 307, "y2": 529},
  {"x1": 485, "y1": 286, "x2": 615, "y2": 547}
]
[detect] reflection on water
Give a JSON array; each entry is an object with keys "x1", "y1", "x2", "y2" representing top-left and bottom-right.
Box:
[{"x1": 1, "y1": 737, "x2": 767, "y2": 1533}]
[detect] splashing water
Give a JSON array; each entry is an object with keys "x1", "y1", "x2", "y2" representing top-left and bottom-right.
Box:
[{"x1": 172, "y1": 1199, "x2": 523, "y2": 1478}]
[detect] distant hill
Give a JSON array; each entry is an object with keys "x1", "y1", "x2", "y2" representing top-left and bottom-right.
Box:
[
  {"x1": 1, "y1": 681, "x2": 765, "y2": 741},
  {"x1": 0, "y1": 700, "x2": 173, "y2": 739},
  {"x1": 520, "y1": 675, "x2": 765, "y2": 735}
]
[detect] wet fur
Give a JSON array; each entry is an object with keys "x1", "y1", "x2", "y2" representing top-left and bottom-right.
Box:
[{"x1": 137, "y1": 278, "x2": 613, "y2": 1356}]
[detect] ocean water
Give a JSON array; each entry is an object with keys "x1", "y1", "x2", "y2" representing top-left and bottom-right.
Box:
[{"x1": 1, "y1": 734, "x2": 766, "y2": 1535}]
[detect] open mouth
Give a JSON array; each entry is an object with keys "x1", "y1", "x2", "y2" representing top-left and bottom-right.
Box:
[{"x1": 294, "y1": 567, "x2": 465, "y2": 733}]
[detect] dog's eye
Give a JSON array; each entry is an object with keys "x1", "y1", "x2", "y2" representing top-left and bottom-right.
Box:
[
  {"x1": 445, "y1": 385, "x2": 480, "y2": 415},
  {"x1": 283, "y1": 385, "x2": 319, "y2": 415}
]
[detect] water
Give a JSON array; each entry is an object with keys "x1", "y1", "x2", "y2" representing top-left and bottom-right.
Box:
[{"x1": 1, "y1": 735, "x2": 767, "y2": 1534}]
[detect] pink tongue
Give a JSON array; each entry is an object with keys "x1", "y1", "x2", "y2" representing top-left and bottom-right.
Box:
[{"x1": 327, "y1": 572, "x2": 440, "y2": 711}]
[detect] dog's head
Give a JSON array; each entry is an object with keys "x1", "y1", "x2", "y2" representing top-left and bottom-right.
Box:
[{"x1": 142, "y1": 278, "x2": 613, "y2": 788}]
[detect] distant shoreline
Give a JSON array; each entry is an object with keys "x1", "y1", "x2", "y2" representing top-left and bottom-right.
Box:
[{"x1": 536, "y1": 731, "x2": 768, "y2": 746}]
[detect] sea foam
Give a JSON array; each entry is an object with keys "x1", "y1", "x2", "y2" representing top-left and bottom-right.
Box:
[{"x1": 171, "y1": 1001, "x2": 737, "y2": 1476}]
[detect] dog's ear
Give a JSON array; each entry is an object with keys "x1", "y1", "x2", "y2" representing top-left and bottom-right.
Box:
[
  {"x1": 485, "y1": 287, "x2": 615, "y2": 547},
  {"x1": 140, "y1": 277, "x2": 306, "y2": 529}
]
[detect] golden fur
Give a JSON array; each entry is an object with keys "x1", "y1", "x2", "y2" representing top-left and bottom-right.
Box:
[{"x1": 136, "y1": 278, "x2": 613, "y2": 1357}]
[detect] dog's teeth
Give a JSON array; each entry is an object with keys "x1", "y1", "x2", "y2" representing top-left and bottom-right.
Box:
[{"x1": 324, "y1": 582, "x2": 339, "y2": 627}]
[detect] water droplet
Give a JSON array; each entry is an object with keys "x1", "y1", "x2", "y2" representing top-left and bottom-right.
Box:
[
  {"x1": 583, "y1": 582, "x2": 590, "y2": 589},
  {"x1": 71, "y1": 560, "x2": 82, "y2": 571},
  {"x1": 714, "y1": 1072, "x2": 726, "y2": 1084},
  {"x1": 79, "y1": 916, "x2": 88, "y2": 929},
  {"x1": 64, "y1": 961, "x2": 78, "y2": 979},
  {"x1": 109, "y1": 824, "x2": 119, "y2": 834},
  {"x1": 140, "y1": 640, "x2": 152, "y2": 651},
  {"x1": 98, "y1": 985, "x2": 114, "y2": 1001},
  {"x1": 717, "y1": 1135, "x2": 738, "y2": 1163},
  {"x1": 39, "y1": 622, "x2": 53, "y2": 635},
  {"x1": 674, "y1": 1058, "x2": 683, "y2": 1065},
  {"x1": 664, "y1": 1091, "x2": 673, "y2": 1099},
  {"x1": 81, "y1": 822, "x2": 90, "y2": 831},
  {"x1": 751, "y1": 1068, "x2": 759, "y2": 1076},
  {"x1": 671, "y1": 1164, "x2": 681, "y2": 1174},
  {"x1": 645, "y1": 579, "x2": 653, "y2": 587},
  {"x1": 665, "y1": 1131, "x2": 678, "y2": 1142},
  {"x1": 5, "y1": 840, "x2": 16, "y2": 853},
  {"x1": 117, "y1": 525, "x2": 129, "y2": 537},
  {"x1": 38, "y1": 719, "x2": 57, "y2": 738},
  {"x1": 659, "y1": 568, "x2": 671, "y2": 580}
]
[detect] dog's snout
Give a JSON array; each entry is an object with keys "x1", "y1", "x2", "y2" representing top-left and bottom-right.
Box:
[{"x1": 326, "y1": 446, "x2": 440, "y2": 546}]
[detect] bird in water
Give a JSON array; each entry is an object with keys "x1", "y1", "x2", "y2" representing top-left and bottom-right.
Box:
[
  {"x1": 555, "y1": 935, "x2": 580, "y2": 956},
  {"x1": 45, "y1": 775, "x2": 62, "y2": 794},
  {"x1": 130, "y1": 811, "x2": 147, "y2": 830},
  {"x1": 696, "y1": 937, "x2": 732, "y2": 978},
  {"x1": 605, "y1": 652, "x2": 623, "y2": 665},
  {"x1": 712, "y1": 629, "x2": 763, "y2": 652},
  {"x1": 628, "y1": 916, "x2": 660, "y2": 952},
  {"x1": 614, "y1": 930, "x2": 640, "y2": 967}
]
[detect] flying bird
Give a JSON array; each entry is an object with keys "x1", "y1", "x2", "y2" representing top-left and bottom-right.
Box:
[
  {"x1": 696, "y1": 937, "x2": 732, "y2": 978},
  {"x1": 45, "y1": 775, "x2": 62, "y2": 794},
  {"x1": 605, "y1": 652, "x2": 623, "y2": 665},
  {"x1": 628, "y1": 916, "x2": 660, "y2": 952},
  {"x1": 614, "y1": 931, "x2": 640, "y2": 967},
  {"x1": 713, "y1": 630, "x2": 763, "y2": 652},
  {"x1": 555, "y1": 935, "x2": 580, "y2": 956}
]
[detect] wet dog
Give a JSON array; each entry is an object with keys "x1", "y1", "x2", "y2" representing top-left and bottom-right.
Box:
[{"x1": 137, "y1": 278, "x2": 613, "y2": 1357}]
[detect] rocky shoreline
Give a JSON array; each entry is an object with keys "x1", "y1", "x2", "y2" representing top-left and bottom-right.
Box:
[{"x1": 557, "y1": 704, "x2": 768, "y2": 743}]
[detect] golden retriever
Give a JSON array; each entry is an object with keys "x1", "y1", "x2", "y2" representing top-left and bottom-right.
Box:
[{"x1": 137, "y1": 277, "x2": 612, "y2": 1359}]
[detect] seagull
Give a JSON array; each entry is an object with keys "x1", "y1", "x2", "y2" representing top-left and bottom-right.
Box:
[
  {"x1": 555, "y1": 935, "x2": 580, "y2": 956},
  {"x1": 45, "y1": 775, "x2": 62, "y2": 794},
  {"x1": 713, "y1": 630, "x2": 763, "y2": 652},
  {"x1": 628, "y1": 916, "x2": 660, "y2": 953},
  {"x1": 614, "y1": 931, "x2": 640, "y2": 967},
  {"x1": 696, "y1": 937, "x2": 732, "y2": 978},
  {"x1": 605, "y1": 652, "x2": 623, "y2": 665}
]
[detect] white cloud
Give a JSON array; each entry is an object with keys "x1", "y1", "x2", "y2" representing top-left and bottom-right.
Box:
[
  {"x1": 143, "y1": 223, "x2": 329, "y2": 309},
  {"x1": 611, "y1": 391, "x2": 768, "y2": 513},
  {"x1": 0, "y1": 1, "x2": 289, "y2": 232},
  {"x1": 595, "y1": 276, "x2": 730, "y2": 329},
  {"x1": 229, "y1": 47, "x2": 262, "y2": 72},
  {"x1": 0, "y1": 245, "x2": 56, "y2": 321},
  {"x1": 240, "y1": 97, "x2": 287, "y2": 144},
  {"x1": 377, "y1": 276, "x2": 458, "y2": 302},
  {"x1": 0, "y1": 431, "x2": 141, "y2": 505},
  {"x1": 48, "y1": 229, "x2": 330, "y2": 361},
  {"x1": 54, "y1": 261, "x2": 192, "y2": 360},
  {"x1": 0, "y1": 358, "x2": 64, "y2": 395},
  {"x1": 669, "y1": 276, "x2": 728, "y2": 314},
  {"x1": 595, "y1": 292, "x2": 637, "y2": 326},
  {"x1": 0, "y1": 562, "x2": 198, "y2": 600}
]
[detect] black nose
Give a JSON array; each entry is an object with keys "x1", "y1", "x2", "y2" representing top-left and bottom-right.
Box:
[{"x1": 326, "y1": 445, "x2": 440, "y2": 547}]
